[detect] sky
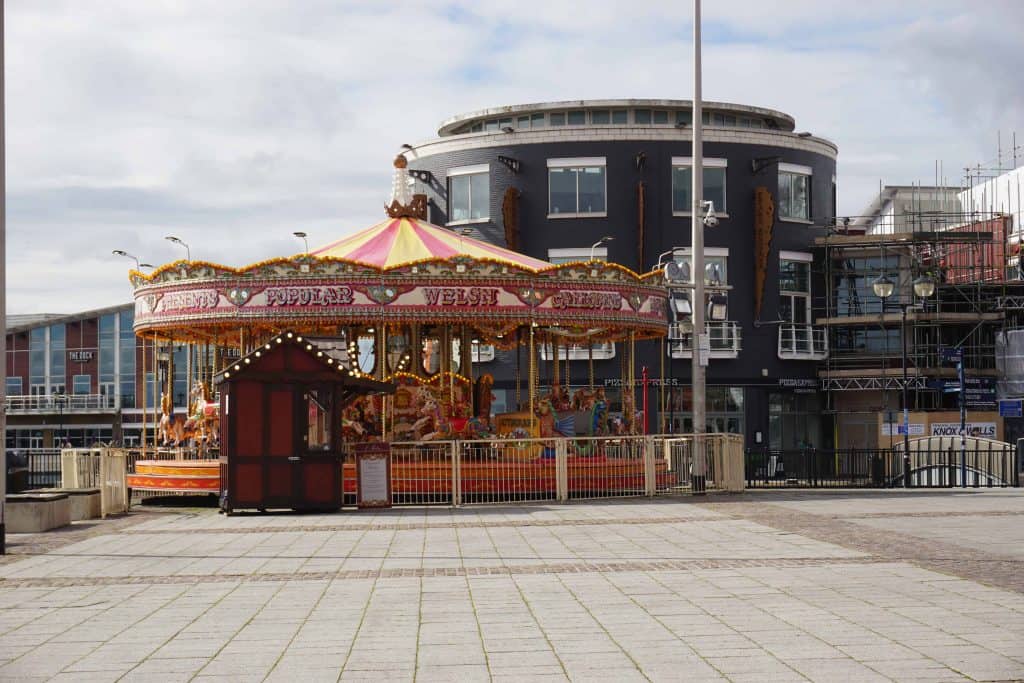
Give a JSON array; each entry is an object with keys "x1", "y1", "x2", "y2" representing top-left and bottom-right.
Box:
[{"x1": 5, "y1": 0, "x2": 1024, "y2": 314}]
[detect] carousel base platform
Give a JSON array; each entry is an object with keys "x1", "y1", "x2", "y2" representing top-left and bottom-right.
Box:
[
  {"x1": 127, "y1": 460, "x2": 220, "y2": 494},
  {"x1": 126, "y1": 458, "x2": 674, "y2": 498}
]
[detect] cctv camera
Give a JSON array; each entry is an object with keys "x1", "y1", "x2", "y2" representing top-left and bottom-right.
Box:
[{"x1": 702, "y1": 201, "x2": 719, "y2": 228}]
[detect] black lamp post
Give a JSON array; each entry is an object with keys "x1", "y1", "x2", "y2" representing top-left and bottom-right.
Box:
[{"x1": 873, "y1": 273, "x2": 936, "y2": 487}]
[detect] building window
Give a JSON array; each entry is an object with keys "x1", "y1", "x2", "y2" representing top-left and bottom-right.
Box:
[
  {"x1": 611, "y1": 110, "x2": 627, "y2": 124},
  {"x1": 6, "y1": 377, "x2": 22, "y2": 396},
  {"x1": 590, "y1": 110, "x2": 610, "y2": 124},
  {"x1": 567, "y1": 110, "x2": 585, "y2": 125},
  {"x1": 672, "y1": 157, "x2": 727, "y2": 215},
  {"x1": 49, "y1": 324, "x2": 65, "y2": 394},
  {"x1": 675, "y1": 110, "x2": 692, "y2": 126},
  {"x1": 550, "y1": 112, "x2": 566, "y2": 126},
  {"x1": 548, "y1": 248, "x2": 608, "y2": 264},
  {"x1": 447, "y1": 165, "x2": 489, "y2": 224},
  {"x1": 663, "y1": 386, "x2": 744, "y2": 435},
  {"x1": 119, "y1": 309, "x2": 136, "y2": 408},
  {"x1": 652, "y1": 110, "x2": 669, "y2": 124},
  {"x1": 779, "y1": 163, "x2": 812, "y2": 221},
  {"x1": 73, "y1": 374, "x2": 91, "y2": 395},
  {"x1": 548, "y1": 158, "x2": 607, "y2": 217},
  {"x1": 634, "y1": 109, "x2": 651, "y2": 124},
  {"x1": 779, "y1": 253, "x2": 812, "y2": 352}
]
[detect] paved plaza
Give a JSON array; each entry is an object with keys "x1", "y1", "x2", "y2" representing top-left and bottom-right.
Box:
[{"x1": 0, "y1": 490, "x2": 1021, "y2": 681}]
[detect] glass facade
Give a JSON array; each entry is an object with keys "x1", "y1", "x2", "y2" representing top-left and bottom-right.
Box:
[
  {"x1": 662, "y1": 386, "x2": 744, "y2": 435},
  {"x1": 119, "y1": 309, "x2": 136, "y2": 408},
  {"x1": 29, "y1": 328, "x2": 45, "y2": 395},
  {"x1": 769, "y1": 393, "x2": 823, "y2": 449},
  {"x1": 49, "y1": 324, "x2": 66, "y2": 394},
  {"x1": 832, "y1": 256, "x2": 899, "y2": 316},
  {"x1": 173, "y1": 345, "x2": 189, "y2": 408},
  {"x1": 99, "y1": 313, "x2": 116, "y2": 403}
]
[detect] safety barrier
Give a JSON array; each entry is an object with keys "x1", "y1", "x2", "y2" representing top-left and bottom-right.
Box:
[{"x1": 59, "y1": 448, "x2": 129, "y2": 516}]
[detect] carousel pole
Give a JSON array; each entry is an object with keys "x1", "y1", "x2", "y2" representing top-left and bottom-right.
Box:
[
  {"x1": 515, "y1": 330, "x2": 522, "y2": 410},
  {"x1": 528, "y1": 324, "x2": 536, "y2": 421},
  {"x1": 141, "y1": 334, "x2": 147, "y2": 456},
  {"x1": 152, "y1": 335, "x2": 159, "y2": 451}
]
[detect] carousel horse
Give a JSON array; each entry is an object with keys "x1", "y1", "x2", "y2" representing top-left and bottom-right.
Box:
[
  {"x1": 157, "y1": 391, "x2": 175, "y2": 445},
  {"x1": 187, "y1": 382, "x2": 219, "y2": 447}
]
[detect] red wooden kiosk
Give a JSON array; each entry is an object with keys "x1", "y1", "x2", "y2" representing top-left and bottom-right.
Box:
[{"x1": 215, "y1": 332, "x2": 393, "y2": 513}]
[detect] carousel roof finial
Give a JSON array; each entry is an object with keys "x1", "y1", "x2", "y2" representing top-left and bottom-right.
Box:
[{"x1": 386, "y1": 154, "x2": 427, "y2": 219}]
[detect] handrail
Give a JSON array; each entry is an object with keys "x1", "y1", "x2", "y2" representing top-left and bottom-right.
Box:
[{"x1": 5, "y1": 394, "x2": 117, "y2": 412}]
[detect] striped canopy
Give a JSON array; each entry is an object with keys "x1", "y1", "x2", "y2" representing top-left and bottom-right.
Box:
[{"x1": 309, "y1": 217, "x2": 552, "y2": 272}]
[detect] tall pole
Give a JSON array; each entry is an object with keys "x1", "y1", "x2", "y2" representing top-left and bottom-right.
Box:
[
  {"x1": 1, "y1": 0, "x2": 8, "y2": 554},
  {"x1": 902, "y1": 304, "x2": 910, "y2": 488},
  {"x1": 690, "y1": 0, "x2": 707, "y2": 493}
]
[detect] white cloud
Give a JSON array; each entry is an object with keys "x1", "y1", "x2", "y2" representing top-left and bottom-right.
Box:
[{"x1": 5, "y1": 0, "x2": 1022, "y2": 312}]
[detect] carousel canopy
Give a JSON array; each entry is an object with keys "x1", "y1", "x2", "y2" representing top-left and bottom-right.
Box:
[{"x1": 309, "y1": 216, "x2": 552, "y2": 272}]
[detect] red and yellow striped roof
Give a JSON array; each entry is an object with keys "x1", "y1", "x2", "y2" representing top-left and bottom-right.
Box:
[{"x1": 310, "y1": 217, "x2": 551, "y2": 272}]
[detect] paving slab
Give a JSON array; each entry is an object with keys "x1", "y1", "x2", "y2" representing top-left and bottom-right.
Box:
[{"x1": 0, "y1": 491, "x2": 1020, "y2": 680}]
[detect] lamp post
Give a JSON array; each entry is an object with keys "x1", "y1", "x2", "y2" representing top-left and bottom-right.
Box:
[
  {"x1": 873, "y1": 273, "x2": 935, "y2": 487},
  {"x1": 293, "y1": 231, "x2": 309, "y2": 254},
  {"x1": 590, "y1": 236, "x2": 613, "y2": 263},
  {"x1": 165, "y1": 235, "x2": 190, "y2": 262},
  {"x1": 112, "y1": 250, "x2": 152, "y2": 271},
  {"x1": 690, "y1": 0, "x2": 708, "y2": 493}
]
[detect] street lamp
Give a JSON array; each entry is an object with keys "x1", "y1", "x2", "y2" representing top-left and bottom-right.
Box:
[
  {"x1": 112, "y1": 250, "x2": 153, "y2": 270},
  {"x1": 590, "y1": 236, "x2": 614, "y2": 262},
  {"x1": 165, "y1": 235, "x2": 191, "y2": 261},
  {"x1": 873, "y1": 272, "x2": 935, "y2": 487},
  {"x1": 293, "y1": 231, "x2": 309, "y2": 254}
]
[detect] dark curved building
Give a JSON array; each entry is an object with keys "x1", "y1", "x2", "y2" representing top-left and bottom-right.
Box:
[{"x1": 404, "y1": 99, "x2": 838, "y2": 449}]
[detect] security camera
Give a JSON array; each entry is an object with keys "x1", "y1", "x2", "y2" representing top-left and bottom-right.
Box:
[{"x1": 702, "y1": 201, "x2": 719, "y2": 228}]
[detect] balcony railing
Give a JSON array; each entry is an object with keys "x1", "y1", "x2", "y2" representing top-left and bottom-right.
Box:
[
  {"x1": 778, "y1": 324, "x2": 828, "y2": 360},
  {"x1": 5, "y1": 394, "x2": 117, "y2": 414},
  {"x1": 668, "y1": 321, "x2": 741, "y2": 358}
]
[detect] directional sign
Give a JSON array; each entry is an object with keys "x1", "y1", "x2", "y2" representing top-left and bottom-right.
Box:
[
  {"x1": 999, "y1": 399, "x2": 1023, "y2": 418},
  {"x1": 939, "y1": 346, "x2": 963, "y2": 364}
]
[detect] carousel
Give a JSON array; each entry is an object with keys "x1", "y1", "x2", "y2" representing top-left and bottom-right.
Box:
[{"x1": 126, "y1": 158, "x2": 671, "y2": 501}]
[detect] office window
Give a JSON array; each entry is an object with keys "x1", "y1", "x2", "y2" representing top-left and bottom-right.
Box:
[
  {"x1": 675, "y1": 110, "x2": 692, "y2": 126},
  {"x1": 73, "y1": 374, "x2": 91, "y2": 395},
  {"x1": 779, "y1": 163, "x2": 812, "y2": 221},
  {"x1": 6, "y1": 377, "x2": 22, "y2": 396},
  {"x1": 548, "y1": 158, "x2": 607, "y2": 216},
  {"x1": 567, "y1": 110, "x2": 585, "y2": 125},
  {"x1": 779, "y1": 254, "x2": 812, "y2": 329},
  {"x1": 447, "y1": 165, "x2": 490, "y2": 223},
  {"x1": 672, "y1": 157, "x2": 727, "y2": 214},
  {"x1": 590, "y1": 110, "x2": 610, "y2": 124},
  {"x1": 550, "y1": 112, "x2": 566, "y2": 126},
  {"x1": 29, "y1": 328, "x2": 45, "y2": 392},
  {"x1": 652, "y1": 110, "x2": 669, "y2": 124},
  {"x1": 634, "y1": 109, "x2": 651, "y2": 124},
  {"x1": 531, "y1": 113, "x2": 545, "y2": 128},
  {"x1": 611, "y1": 110, "x2": 628, "y2": 124}
]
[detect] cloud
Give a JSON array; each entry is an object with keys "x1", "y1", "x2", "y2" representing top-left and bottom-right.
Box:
[{"x1": 5, "y1": 0, "x2": 1022, "y2": 312}]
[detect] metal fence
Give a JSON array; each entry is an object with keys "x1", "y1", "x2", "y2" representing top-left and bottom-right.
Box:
[{"x1": 746, "y1": 445, "x2": 1020, "y2": 488}]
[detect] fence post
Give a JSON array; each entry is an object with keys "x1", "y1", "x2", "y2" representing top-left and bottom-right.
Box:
[
  {"x1": 450, "y1": 441, "x2": 461, "y2": 507},
  {"x1": 555, "y1": 439, "x2": 568, "y2": 502},
  {"x1": 643, "y1": 437, "x2": 656, "y2": 496}
]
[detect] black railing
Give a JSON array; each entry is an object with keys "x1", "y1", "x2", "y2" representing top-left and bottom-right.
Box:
[{"x1": 746, "y1": 447, "x2": 1021, "y2": 489}]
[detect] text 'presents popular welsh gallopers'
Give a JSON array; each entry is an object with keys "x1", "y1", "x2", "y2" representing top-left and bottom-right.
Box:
[{"x1": 127, "y1": 167, "x2": 670, "y2": 508}]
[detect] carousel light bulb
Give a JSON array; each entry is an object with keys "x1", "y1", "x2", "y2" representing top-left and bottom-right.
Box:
[
  {"x1": 265, "y1": 343, "x2": 271, "y2": 350},
  {"x1": 233, "y1": 365, "x2": 240, "y2": 371},
  {"x1": 286, "y1": 332, "x2": 293, "y2": 339},
  {"x1": 244, "y1": 358, "x2": 251, "y2": 364},
  {"x1": 306, "y1": 344, "x2": 313, "y2": 350},
  {"x1": 295, "y1": 336, "x2": 302, "y2": 342},
  {"x1": 254, "y1": 351, "x2": 261, "y2": 357},
  {"x1": 327, "y1": 358, "x2": 334, "y2": 364},
  {"x1": 367, "y1": 327, "x2": 375, "y2": 333},
  {"x1": 275, "y1": 337, "x2": 282, "y2": 344}
]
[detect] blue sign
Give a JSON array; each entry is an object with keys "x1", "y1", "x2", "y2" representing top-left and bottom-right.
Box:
[{"x1": 999, "y1": 399, "x2": 1023, "y2": 418}]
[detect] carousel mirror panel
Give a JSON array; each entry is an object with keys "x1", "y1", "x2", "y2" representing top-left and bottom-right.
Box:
[
  {"x1": 421, "y1": 334, "x2": 441, "y2": 376},
  {"x1": 386, "y1": 328, "x2": 410, "y2": 373},
  {"x1": 356, "y1": 333, "x2": 377, "y2": 375}
]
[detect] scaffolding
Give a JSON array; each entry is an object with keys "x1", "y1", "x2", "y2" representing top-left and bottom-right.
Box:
[{"x1": 816, "y1": 212, "x2": 1008, "y2": 412}]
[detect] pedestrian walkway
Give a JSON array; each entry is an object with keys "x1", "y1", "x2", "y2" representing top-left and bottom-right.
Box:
[{"x1": 0, "y1": 490, "x2": 1021, "y2": 681}]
